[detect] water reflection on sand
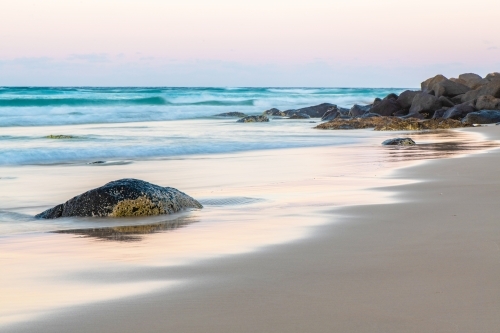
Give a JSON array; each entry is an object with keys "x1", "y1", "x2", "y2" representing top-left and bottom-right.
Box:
[{"x1": 0, "y1": 128, "x2": 498, "y2": 327}]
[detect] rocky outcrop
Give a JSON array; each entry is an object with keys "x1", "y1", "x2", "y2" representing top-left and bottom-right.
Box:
[
  {"x1": 237, "y1": 115, "x2": 269, "y2": 123},
  {"x1": 36, "y1": 179, "x2": 203, "y2": 219},
  {"x1": 382, "y1": 138, "x2": 416, "y2": 146},
  {"x1": 315, "y1": 116, "x2": 468, "y2": 131},
  {"x1": 475, "y1": 95, "x2": 500, "y2": 110},
  {"x1": 214, "y1": 112, "x2": 247, "y2": 117},
  {"x1": 462, "y1": 110, "x2": 500, "y2": 124}
]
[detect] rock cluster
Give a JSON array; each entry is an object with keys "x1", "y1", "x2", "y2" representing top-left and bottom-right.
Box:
[
  {"x1": 314, "y1": 71, "x2": 500, "y2": 130},
  {"x1": 36, "y1": 179, "x2": 202, "y2": 219},
  {"x1": 229, "y1": 71, "x2": 500, "y2": 129}
]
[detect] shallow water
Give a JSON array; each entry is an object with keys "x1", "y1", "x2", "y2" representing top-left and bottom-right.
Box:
[
  {"x1": 0, "y1": 87, "x2": 409, "y2": 165},
  {"x1": 1, "y1": 128, "x2": 497, "y2": 327},
  {"x1": 1, "y1": 87, "x2": 498, "y2": 328}
]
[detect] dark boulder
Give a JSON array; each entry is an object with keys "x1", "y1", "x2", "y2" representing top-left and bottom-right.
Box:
[
  {"x1": 36, "y1": 179, "x2": 203, "y2": 219},
  {"x1": 289, "y1": 113, "x2": 311, "y2": 119},
  {"x1": 432, "y1": 79, "x2": 471, "y2": 98},
  {"x1": 450, "y1": 77, "x2": 468, "y2": 86},
  {"x1": 421, "y1": 74, "x2": 447, "y2": 93},
  {"x1": 475, "y1": 95, "x2": 500, "y2": 110},
  {"x1": 321, "y1": 108, "x2": 340, "y2": 121},
  {"x1": 263, "y1": 108, "x2": 286, "y2": 116},
  {"x1": 451, "y1": 94, "x2": 465, "y2": 104},
  {"x1": 486, "y1": 72, "x2": 500, "y2": 81},
  {"x1": 461, "y1": 80, "x2": 500, "y2": 102},
  {"x1": 442, "y1": 103, "x2": 476, "y2": 120},
  {"x1": 349, "y1": 104, "x2": 371, "y2": 117},
  {"x1": 338, "y1": 107, "x2": 350, "y2": 116},
  {"x1": 370, "y1": 98, "x2": 402, "y2": 116},
  {"x1": 287, "y1": 103, "x2": 336, "y2": 118},
  {"x1": 237, "y1": 115, "x2": 269, "y2": 123},
  {"x1": 438, "y1": 96, "x2": 455, "y2": 107},
  {"x1": 384, "y1": 93, "x2": 399, "y2": 100},
  {"x1": 397, "y1": 90, "x2": 419, "y2": 109},
  {"x1": 214, "y1": 112, "x2": 247, "y2": 117},
  {"x1": 382, "y1": 138, "x2": 416, "y2": 146},
  {"x1": 462, "y1": 110, "x2": 500, "y2": 124},
  {"x1": 458, "y1": 73, "x2": 488, "y2": 89},
  {"x1": 431, "y1": 108, "x2": 449, "y2": 119},
  {"x1": 393, "y1": 109, "x2": 409, "y2": 117},
  {"x1": 409, "y1": 93, "x2": 442, "y2": 115}
]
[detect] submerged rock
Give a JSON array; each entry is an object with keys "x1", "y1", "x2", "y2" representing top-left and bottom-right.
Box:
[
  {"x1": 237, "y1": 115, "x2": 269, "y2": 123},
  {"x1": 315, "y1": 116, "x2": 468, "y2": 131},
  {"x1": 46, "y1": 135, "x2": 76, "y2": 139},
  {"x1": 214, "y1": 112, "x2": 247, "y2": 117},
  {"x1": 286, "y1": 103, "x2": 336, "y2": 118},
  {"x1": 289, "y1": 113, "x2": 311, "y2": 119},
  {"x1": 36, "y1": 179, "x2": 202, "y2": 219},
  {"x1": 382, "y1": 138, "x2": 416, "y2": 146},
  {"x1": 263, "y1": 108, "x2": 286, "y2": 116}
]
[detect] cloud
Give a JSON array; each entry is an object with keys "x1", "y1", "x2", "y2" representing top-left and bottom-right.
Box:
[
  {"x1": 66, "y1": 53, "x2": 110, "y2": 63},
  {"x1": 487, "y1": 46, "x2": 498, "y2": 51}
]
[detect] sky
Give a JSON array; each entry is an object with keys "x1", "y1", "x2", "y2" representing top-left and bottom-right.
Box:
[{"x1": 0, "y1": 0, "x2": 499, "y2": 87}]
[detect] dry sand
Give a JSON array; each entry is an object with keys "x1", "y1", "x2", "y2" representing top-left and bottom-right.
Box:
[{"x1": 4, "y1": 127, "x2": 500, "y2": 333}]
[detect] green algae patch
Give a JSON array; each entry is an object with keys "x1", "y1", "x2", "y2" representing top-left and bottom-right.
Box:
[
  {"x1": 46, "y1": 135, "x2": 77, "y2": 139},
  {"x1": 315, "y1": 117, "x2": 469, "y2": 131},
  {"x1": 111, "y1": 196, "x2": 167, "y2": 217}
]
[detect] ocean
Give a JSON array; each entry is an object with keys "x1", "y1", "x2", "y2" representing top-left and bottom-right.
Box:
[{"x1": 0, "y1": 87, "x2": 405, "y2": 165}]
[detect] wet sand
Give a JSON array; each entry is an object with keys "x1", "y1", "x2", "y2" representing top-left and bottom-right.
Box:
[{"x1": 2, "y1": 127, "x2": 500, "y2": 332}]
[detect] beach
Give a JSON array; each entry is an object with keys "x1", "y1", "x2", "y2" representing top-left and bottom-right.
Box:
[{"x1": 1, "y1": 123, "x2": 499, "y2": 332}]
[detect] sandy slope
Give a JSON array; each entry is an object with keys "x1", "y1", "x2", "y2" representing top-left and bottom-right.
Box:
[{"x1": 4, "y1": 127, "x2": 500, "y2": 333}]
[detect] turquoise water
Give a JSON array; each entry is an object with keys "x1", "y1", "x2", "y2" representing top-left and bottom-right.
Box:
[{"x1": 0, "y1": 87, "x2": 405, "y2": 166}]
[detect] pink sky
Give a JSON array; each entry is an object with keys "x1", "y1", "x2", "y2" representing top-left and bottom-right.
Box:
[{"x1": 0, "y1": 0, "x2": 499, "y2": 86}]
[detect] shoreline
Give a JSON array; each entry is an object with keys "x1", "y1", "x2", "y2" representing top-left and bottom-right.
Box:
[{"x1": 2, "y1": 126, "x2": 500, "y2": 331}]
